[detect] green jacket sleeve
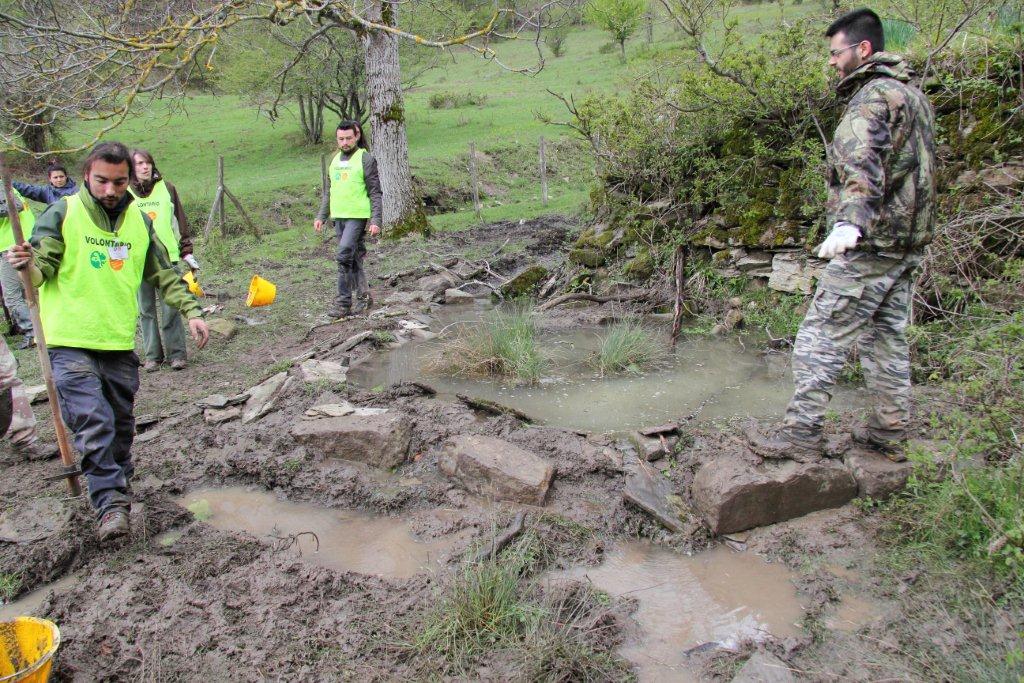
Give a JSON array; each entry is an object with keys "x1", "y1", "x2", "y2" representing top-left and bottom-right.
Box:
[
  {"x1": 28, "y1": 199, "x2": 68, "y2": 287},
  {"x1": 830, "y1": 84, "x2": 890, "y2": 240},
  {"x1": 141, "y1": 217, "x2": 203, "y2": 319}
]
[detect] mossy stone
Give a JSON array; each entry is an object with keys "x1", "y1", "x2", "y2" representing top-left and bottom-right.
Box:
[
  {"x1": 500, "y1": 265, "x2": 549, "y2": 298},
  {"x1": 569, "y1": 248, "x2": 606, "y2": 268},
  {"x1": 623, "y1": 249, "x2": 655, "y2": 281}
]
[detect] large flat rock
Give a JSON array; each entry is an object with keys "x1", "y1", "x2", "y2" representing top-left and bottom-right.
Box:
[
  {"x1": 732, "y1": 652, "x2": 795, "y2": 683},
  {"x1": 439, "y1": 434, "x2": 554, "y2": 506},
  {"x1": 692, "y1": 452, "x2": 857, "y2": 534},
  {"x1": 844, "y1": 448, "x2": 913, "y2": 499},
  {"x1": 291, "y1": 411, "x2": 411, "y2": 469}
]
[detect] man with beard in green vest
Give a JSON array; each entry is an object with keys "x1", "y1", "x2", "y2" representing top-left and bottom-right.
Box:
[
  {"x1": 314, "y1": 120, "x2": 383, "y2": 318},
  {"x1": 7, "y1": 141, "x2": 210, "y2": 541}
]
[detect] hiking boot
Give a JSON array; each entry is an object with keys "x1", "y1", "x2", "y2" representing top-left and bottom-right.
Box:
[
  {"x1": 143, "y1": 360, "x2": 160, "y2": 373},
  {"x1": 170, "y1": 359, "x2": 187, "y2": 371},
  {"x1": 744, "y1": 422, "x2": 823, "y2": 463},
  {"x1": 97, "y1": 508, "x2": 130, "y2": 542},
  {"x1": 354, "y1": 293, "x2": 373, "y2": 314},
  {"x1": 327, "y1": 304, "x2": 351, "y2": 319},
  {"x1": 14, "y1": 440, "x2": 59, "y2": 461},
  {"x1": 851, "y1": 426, "x2": 907, "y2": 462},
  {"x1": 16, "y1": 333, "x2": 34, "y2": 350}
]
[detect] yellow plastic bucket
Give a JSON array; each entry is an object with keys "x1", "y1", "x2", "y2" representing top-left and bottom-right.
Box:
[
  {"x1": 182, "y1": 271, "x2": 204, "y2": 298},
  {"x1": 0, "y1": 617, "x2": 60, "y2": 683},
  {"x1": 245, "y1": 275, "x2": 276, "y2": 307}
]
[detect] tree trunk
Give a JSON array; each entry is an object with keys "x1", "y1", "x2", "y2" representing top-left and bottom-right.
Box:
[{"x1": 361, "y1": 1, "x2": 428, "y2": 237}]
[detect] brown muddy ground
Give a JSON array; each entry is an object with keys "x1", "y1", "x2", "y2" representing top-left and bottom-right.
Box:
[{"x1": 0, "y1": 216, "x2": 940, "y2": 681}]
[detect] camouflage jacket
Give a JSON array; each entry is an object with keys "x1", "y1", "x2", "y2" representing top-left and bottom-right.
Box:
[{"x1": 826, "y1": 53, "x2": 936, "y2": 252}]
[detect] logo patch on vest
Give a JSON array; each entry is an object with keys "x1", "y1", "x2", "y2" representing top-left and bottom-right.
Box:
[{"x1": 89, "y1": 251, "x2": 106, "y2": 269}]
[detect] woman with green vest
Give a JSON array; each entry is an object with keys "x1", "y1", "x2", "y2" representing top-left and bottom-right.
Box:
[
  {"x1": 7, "y1": 141, "x2": 210, "y2": 542},
  {"x1": 314, "y1": 120, "x2": 383, "y2": 318},
  {"x1": 129, "y1": 149, "x2": 195, "y2": 371},
  {"x1": 0, "y1": 188, "x2": 36, "y2": 348}
]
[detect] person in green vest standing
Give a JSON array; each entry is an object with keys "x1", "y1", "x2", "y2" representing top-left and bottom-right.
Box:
[
  {"x1": 7, "y1": 141, "x2": 210, "y2": 541},
  {"x1": 0, "y1": 188, "x2": 37, "y2": 348},
  {"x1": 129, "y1": 149, "x2": 195, "y2": 371},
  {"x1": 314, "y1": 120, "x2": 383, "y2": 318}
]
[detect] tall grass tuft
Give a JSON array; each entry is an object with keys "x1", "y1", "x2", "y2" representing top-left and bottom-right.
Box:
[
  {"x1": 881, "y1": 18, "x2": 917, "y2": 52},
  {"x1": 594, "y1": 320, "x2": 666, "y2": 375},
  {"x1": 430, "y1": 304, "x2": 545, "y2": 383}
]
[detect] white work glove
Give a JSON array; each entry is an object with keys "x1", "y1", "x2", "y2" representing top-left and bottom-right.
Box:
[
  {"x1": 182, "y1": 254, "x2": 200, "y2": 271},
  {"x1": 817, "y1": 222, "x2": 861, "y2": 259}
]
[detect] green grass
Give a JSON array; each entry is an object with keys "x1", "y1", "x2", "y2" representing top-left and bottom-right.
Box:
[
  {"x1": 37, "y1": 2, "x2": 816, "y2": 236},
  {"x1": 0, "y1": 572, "x2": 21, "y2": 602},
  {"x1": 594, "y1": 319, "x2": 666, "y2": 375},
  {"x1": 880, "y1": 18, "x2": 918, "y2": 52},
  {"x1": 430, "y1": 303, "x2": 545, "y2": 383}
]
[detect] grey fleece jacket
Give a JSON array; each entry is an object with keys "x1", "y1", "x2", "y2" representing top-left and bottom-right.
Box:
[{"x1": 316, "y1": 148, "x2": 383, "y2": 227}]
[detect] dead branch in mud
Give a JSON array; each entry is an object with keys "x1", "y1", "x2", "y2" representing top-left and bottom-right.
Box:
[
  {"x1": 472, "y1": 511, "x2": 528, "y2": 564},
  {"x1": 270, "y1": 531, "x2": 321, "y2": 556},
  {"x1": 537, "y1": 290, "x2": 650, "y2": 312},
  {"x1": 456, "y1": 394, "x2": 535, "y2": 423}
]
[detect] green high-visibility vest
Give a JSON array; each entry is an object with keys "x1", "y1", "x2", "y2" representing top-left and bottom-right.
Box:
[
  {"x1": 129, "y1": 179, "x2": 179, "y2": 262},
  {"x1": 328, "y1": 148, "x2": 372, "y2": 219},
  {"x1": 0, "y1": 190, "x2": 34, "y2": 252},
  {"x1": 39, "y1": 193, "x2": 149, "y2": 351}
]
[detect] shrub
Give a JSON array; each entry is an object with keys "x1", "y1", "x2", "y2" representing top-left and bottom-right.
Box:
[
  {"x1": 546, "y1": 23, "x2": 572, "y2": 57},
  {"x1": 428, "y1": 90, "x2": 489, "y2": 109}
]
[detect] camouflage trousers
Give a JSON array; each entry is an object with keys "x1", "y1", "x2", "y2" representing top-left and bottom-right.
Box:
[
  {"x1": 0, "y1": 335, "x2": 37, "y2": 447},
  {"x1": 783, "y1": 250, "x2": 923, "y2": 441}
]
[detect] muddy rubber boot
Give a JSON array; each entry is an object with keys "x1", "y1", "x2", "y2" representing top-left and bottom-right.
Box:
[
  {"x1": 851, "y1": 426, "x2": 907, "y2": 462},
  {"x1": 97, "y1": 508, "x2": 130, "y2": 542},
  {"x1": 327, "y1": 302, "x2": 351, "y2": 319},
  {"x1": 744, "y1": 423, "x2": 823, "y2": 463}
]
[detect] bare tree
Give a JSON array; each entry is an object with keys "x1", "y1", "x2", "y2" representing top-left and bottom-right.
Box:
[{"x1": 0, "y1": 0, "x2": 561, "y2": 233}]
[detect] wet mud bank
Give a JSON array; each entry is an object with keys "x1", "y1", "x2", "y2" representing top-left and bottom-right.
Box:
[{"x1": 0, "y1": 217, "x2": 914, "y2": 680}]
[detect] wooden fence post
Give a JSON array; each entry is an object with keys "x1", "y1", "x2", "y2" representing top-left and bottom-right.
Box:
[
  {"x1": 469, "y1": 142, "x2": 481, "y2": 220},
  {"x1": 539, "y1": 136, "x2": 548, "y2": 207}
]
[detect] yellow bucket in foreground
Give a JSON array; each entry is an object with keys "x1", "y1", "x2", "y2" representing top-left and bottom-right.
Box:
[
  {"x1": 182, "y1": 271, "x2": 204, "y2": 298},
  {"x1": 246, "y1": 275, "x2": 276, "y2": 307},
  {"x1": 0, "y1": 617, "x2": 60, "y2": 683}
]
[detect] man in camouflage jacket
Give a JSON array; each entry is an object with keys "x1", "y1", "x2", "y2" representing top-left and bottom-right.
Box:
[{"x1": 747, "y1": 8, "x2": 936, "y2": 463}]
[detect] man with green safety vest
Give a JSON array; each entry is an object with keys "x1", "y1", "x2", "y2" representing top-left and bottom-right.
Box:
[
  {"x1": 314, "y1": 120, "x2": 383, "y2": 318},
  {"x1": 129, "y1": 148, "x2": 195, "y2": 372},
  {"x1": 0, "y1": 188, "x2": 36, "y2": 348},
  {"x1": 7, "y1": 141, "x2": 210, "y2": 542}
]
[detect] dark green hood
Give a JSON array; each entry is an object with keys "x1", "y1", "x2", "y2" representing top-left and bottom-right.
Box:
[{"x1": 836, "y1": 52, "x2": 915, "y2": 96}]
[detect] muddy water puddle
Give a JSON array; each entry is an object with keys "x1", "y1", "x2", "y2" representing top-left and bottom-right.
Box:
[
  {"x1": 553, "y1": 542, "x2": 805, "y2": 682},
  {"x1": 352, "y1": 308, "x2": 861, "y2": 432},
  {"x1": 0, "y1": 574, "x2": 79, "y2": 620},
  {"x1": 177, "y1": 488, "x2": 452, "y2": 580}
]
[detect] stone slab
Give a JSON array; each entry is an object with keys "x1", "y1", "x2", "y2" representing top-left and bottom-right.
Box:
[
  {"x1": 298, "y1": 359, "x2": 348, "y2": 384},
  {"x1": 844, "y1": 448, "x2": 913, "y2": 499},
  {"x1": 731, "y1": 652, "x2": 795, "y2": 683},
  {"x1": 692, "y1": 451, "x2": 858, "y2": 534},
  {"x1": 623, "y1": 462, "x2": 688, "y2": 532},
  {"x1": 291, "y1": 411, "x2": 412, "y2": 469},
  {"x1": 241, "y1": 372, "x2": 291, "y2": 424},
  {"x1": 439, "y1": 434, "x2": 554, "y2": 506}
]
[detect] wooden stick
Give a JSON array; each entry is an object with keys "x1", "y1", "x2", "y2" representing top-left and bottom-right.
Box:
[
  {"x1": 217, "y1": 156, "x2": 226, "y2": 236},
  {"x1": 472, "y1": 511, "x2": 527, "y2": 564},
  {"x1": 203, "y1": 186, "x2": 223, "y2": 239},
  {"x1": 0, "y1": 158, "x2": 81, "y2": 497},
  {"x1": 469, "y1": 142, "x2": 481, "y2": 219},
  {"x1": 536, "y1": 290, "x2": 648, "y2": 312},
  {"x1": 538, "y1": 136, "x2": 548, "y2": 207},
  {"x1": 223, "y1": 187, "x2": 261, "y2": 237},
  {"x1": 670, "y1": 245, "x2": 687, "y2": 347}
]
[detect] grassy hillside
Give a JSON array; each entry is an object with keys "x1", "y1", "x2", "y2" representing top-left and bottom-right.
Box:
[{"x1": 46, "y1": 2, "x2": 817, "y2": 234}]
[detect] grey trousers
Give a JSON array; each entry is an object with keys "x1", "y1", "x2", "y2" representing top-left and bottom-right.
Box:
[
  {"x1": 138, "y1": 276, "x2": 187, "y2": 363},
  {"x1": 0, "y1": 253, "x2": 32, "y2": 334},
  {"x1": 334, "y1": 218, "x2": 367, "y2": 307}
]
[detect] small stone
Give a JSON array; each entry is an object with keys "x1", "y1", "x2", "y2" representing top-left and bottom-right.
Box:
[
  {"x1": 298, "y1": 359, "x2": 348, "y2": 384},
  {"x1": 25, "y1": 385, "x2": 47, "y2": 404},
  {"x1": 384, "y1": 291, "x2": 433, "y2": 306},
  {"x1": 623, "y1": 461, "x2": 688, "y2": 532},
  {"x1": 731, "y1": 652, "x2": 795, "y2": 683},
  {"x1": 768, "y1": 252, "x2": 815, "y2": 294},
  {"x1": 241, "y1": 372, "x2": 291, "y2": 424},
  {"x1": 304, "y1": 402, "x2": 357, "y2": 418},
  {"x1": 844, "y1": 448, "x2": 913, "y2": 499},
  {"x1": 444, "y1": 288, "x2": 475, "y2": 304},
  {"x1": 407, "y1": 328, "x2": 437, "y2": 341},
  {"x1": 439, "y1": 434, "x2": 554, "y2": 506},
  {"x1": 204, "y1": 406, "x2": 241, "y2": 424},
  {"x1": 206, "y1": 317, "x2": 238, "y2": 339},
  {"x1": 629, "y1": 432, "x2": 675, "y2": 461}
]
